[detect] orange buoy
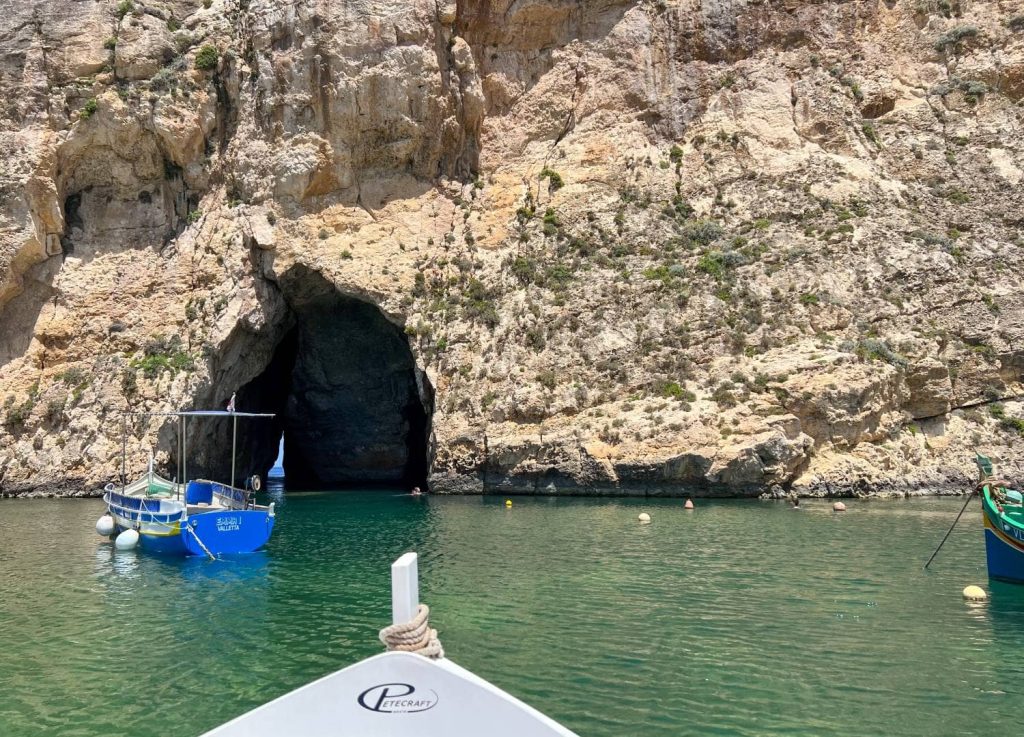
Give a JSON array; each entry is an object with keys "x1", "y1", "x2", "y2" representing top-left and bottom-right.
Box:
[
  {"x1": 833, "y1": 501, "x2": 847, "y2": 512},
  {"x1": 684, "y1": 499, "x2": 694, "y2": 510}
]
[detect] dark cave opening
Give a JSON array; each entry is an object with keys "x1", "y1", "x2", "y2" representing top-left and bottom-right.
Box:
[
  {"x1": 61, "y1": 192, "x2": 83, "y2": 256},
  {"x1": 192, "y1": 270, "x2": 433, "y2": 491}
]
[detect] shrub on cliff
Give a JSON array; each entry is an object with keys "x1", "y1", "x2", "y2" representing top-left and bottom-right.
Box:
[
  {"x1": 130, "y1": 335, "x2": 194, "y2": 378},
  {"x1": 461, "y1": 279, "x2": 499, "y2": 328},
  {"x1": 195, "y1": 45, "x2": 219, "y2": 71},
  {"x1": 843, "y1": 337, "x2": 908, "y2": 367},
  {"x1": 510, "y1": 256, "x2": 538, "y2": 285},
  {"x1": 44, "y1": 397, "x2": 65, "y2": 426},
  {"x1": 658, "y1": 381, "x2": 696, "y2": 402},
  {"x1": 711, "y1": 384, "x2": 737, "y2": 408},
  {"x1": 697, "y1": 252, "x2": 726, "y2": 279},
  {"x1": 4, "y1": 398, "x2": 32, "y2": 429},
  {"x1": 1001, "y1": 417, "x2": 1024, "y2": 437},
  {"x1": 933, "y1": 25, "x2": 978, "y2": 51},
  {"x1": 536, "y1": 370, "x2": 558, "y2": 390},
  {"x1": 4, "y1": 383, "x2": 39, "y2": 430},
  {"x1": 540, "y1": 167, "x2": 564, "y2": 191},
  {"x1": 80, "y1": 98, "x2": 98, "y2": 120},
  {"x1": 682, "y1": 219, "x2": 723, "y2": 246},
  {"x1": 542, "y1": 208, "x2": 560, "y2": 237}
]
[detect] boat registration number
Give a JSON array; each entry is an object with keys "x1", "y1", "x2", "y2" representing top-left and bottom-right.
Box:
[{"x1": 216, "y1": 515, "x2": 241, "y2": 532}]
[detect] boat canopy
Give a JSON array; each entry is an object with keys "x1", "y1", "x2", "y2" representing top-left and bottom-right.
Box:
[
  {"x1": 139, "y1": 411, "x2": 276, "y2": 418},
  {"x1": 117, "y1": 409, "x2": 276, "y2": 496}
]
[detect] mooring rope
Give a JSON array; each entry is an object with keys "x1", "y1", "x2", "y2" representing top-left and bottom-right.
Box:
[
  {"x1": 378, "y1": 604, "x2": 444, "y2": 659},
  {"x1": 978, "y1": 477, "x2": 1013, "y2": 491},
  {"x1": 186, "y1": 523, "x2": 217, "y2": 561}
]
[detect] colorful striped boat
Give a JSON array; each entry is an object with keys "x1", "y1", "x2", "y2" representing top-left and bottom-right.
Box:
[
  {"x1": 977, "y1": 454, "x2": 1024, "y2": 584},
  {"x1": 97, "y1": 410, "x2": 277, "y2": 558}
]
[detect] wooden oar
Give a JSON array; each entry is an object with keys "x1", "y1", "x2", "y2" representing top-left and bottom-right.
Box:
[{"x1": 924, "y1": 489, "x2": 976, "y2": 569}]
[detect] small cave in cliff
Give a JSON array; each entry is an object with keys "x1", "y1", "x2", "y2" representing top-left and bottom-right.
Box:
[{"x1": 198, "y1": 268, "x2": 433, "y2": 491}]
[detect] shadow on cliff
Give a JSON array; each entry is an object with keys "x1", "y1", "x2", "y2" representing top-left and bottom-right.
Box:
[
  {"x1": 168, "y1": 259, "x2": 433, "y2": 491},
  {"x1": 0, "y1": 258, "x2": 62, "y2": 370}
]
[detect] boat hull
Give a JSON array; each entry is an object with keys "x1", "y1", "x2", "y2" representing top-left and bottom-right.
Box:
[
  {"x1": 105, "y1": 481, "x2": 275, "y2": 557},
  {"x1": 981, "y1": 488, "x2": 1024, "y2": 584},
  {"x1": 123, "y1": 522, "x2": 190, "y2": 555},
  {"x1": 182, "y1": 510, "x2": 276, "y2": 556},
  {"x1": 112, "y1": 511, "x2": 275, "y2": 556}
]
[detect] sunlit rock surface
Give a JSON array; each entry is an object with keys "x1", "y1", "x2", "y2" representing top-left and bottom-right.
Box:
[{"x1": 1, "y1": 0, "x2": 1023, "y2": 496}]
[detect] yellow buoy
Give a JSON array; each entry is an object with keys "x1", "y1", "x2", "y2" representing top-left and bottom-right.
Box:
[
  {"x1": 638, "y1": 512, "x2": 651, "y2": 524},
  {"x1": 505, "y1": 499, "x2": 512, "y2": 507},
  {"x1": 963, "y1": 585, "x2": 987, "y2": 601}
]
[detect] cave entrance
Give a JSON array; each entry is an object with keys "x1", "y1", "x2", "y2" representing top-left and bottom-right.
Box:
[{"x1": 209, "y1": 269, "x2": 432, "y2": 491}]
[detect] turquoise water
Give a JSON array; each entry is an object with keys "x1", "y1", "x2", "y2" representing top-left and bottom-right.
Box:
[{"x1": 1, "y1": 492, "x2": 1023, "y2": 736}]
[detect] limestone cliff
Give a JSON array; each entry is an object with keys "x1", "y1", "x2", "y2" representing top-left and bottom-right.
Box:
[{"x1": 1, "y1": 0, "x2": 1023, "y2": 496}]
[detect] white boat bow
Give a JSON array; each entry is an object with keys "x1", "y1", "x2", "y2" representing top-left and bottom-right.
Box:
[
  {"x1": 200, "y1": 552, "x2": 579, "y2": 737},
  {"x1": 201, "y1": 649, "x2": 578, "y2": 737}
]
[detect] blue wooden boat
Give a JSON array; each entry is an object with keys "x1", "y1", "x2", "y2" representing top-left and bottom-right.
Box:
[
  {"x1": 977, "y1": 454, "x2": 1024, "y2": 583},
  {"x1": 98, "y1": 410, "x2": 276, "y2": 558}
]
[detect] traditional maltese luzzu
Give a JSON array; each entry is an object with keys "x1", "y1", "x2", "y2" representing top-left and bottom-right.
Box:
[
  {"x1": 98, "y1": 410, "x2": 277, "y2": 557},
  {"x1": 976, "y1": 454, "x2": 1024, "y2": 584}
]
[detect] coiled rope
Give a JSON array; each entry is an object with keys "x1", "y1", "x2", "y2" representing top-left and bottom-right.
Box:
[
  {"x1": 978, "y1": 478, "x2": 1013, "y2": 491},
  {"x1": 378, "y1": 604, "x2": 444, "y2": 659}
]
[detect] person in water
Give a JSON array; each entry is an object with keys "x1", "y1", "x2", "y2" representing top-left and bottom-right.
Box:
[
  {"x1": 792, "y1": 497, "x2": 801, "y2": 509},
  {"x1": 411, "y1": 487, "x2": 422, "y2": 496}
]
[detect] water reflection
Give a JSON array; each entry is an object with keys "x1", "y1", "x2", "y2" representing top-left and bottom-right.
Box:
[
  {"x1": 4, "y1": 494, "x2": 1024, "y2": 737},
  {"x1": 93, "y1": 542, "x2": 140, "y2": 582}
]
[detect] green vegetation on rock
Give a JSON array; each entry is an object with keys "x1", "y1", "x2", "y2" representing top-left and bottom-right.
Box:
[{"x1": 195, "y1": 45, "x2": 219, "y2": 71}]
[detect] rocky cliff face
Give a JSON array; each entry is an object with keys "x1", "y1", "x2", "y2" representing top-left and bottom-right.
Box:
[{"x1": 1, "y1": 0, "x2": 1023, "y2": 496}]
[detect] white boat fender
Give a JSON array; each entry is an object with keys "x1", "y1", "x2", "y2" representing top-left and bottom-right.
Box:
[
  {"x1": 250, "y1": 474, "x2": 262, "y2": 492},
  {"x1": 115, "y1": 529, "x2": 140, "y2": 551},
  {"x1": 963, "y1": 585, "x2": 987, "y2": 601},
  {"x1": 95, "y1": 514, "x2": 115, "y2": 537}
]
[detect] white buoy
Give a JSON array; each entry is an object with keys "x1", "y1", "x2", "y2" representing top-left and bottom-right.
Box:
[
  {"x1": 963, "y1": 585, "x2": 987, "y2": 601},
  {"x1": 638, "y1": 512, "x2": 651, "y2": 524},
  {"x1": 833, "y1": 502, "x2": 847, "y2": 512},
  {"x1": 115, "y1": 529, "x2": 140, "y2": 551},
  {"x1": 95, "y1": 514, "x2": 115, "y2": 537}
]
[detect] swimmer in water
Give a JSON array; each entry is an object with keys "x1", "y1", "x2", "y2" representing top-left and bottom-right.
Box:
[
  {"x1": 792, "y1": 497, "x2": 801, "y2": 509},
  {"x1": 411, "y1": 486, "x2": 422, "y2": 496}
]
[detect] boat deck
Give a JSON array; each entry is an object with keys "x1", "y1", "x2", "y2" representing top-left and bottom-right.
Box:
[
  {"x1": 1001, "y1": 504, "x2": 1024, "y2": 523},
  {"x1": 187, "y1": 502, "x2": 230, "y2": 515}
]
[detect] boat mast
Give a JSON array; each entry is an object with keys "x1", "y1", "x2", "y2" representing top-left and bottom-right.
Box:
[
  {"x1": 121, "y1": 413, "x2": 127, "y2": 493},
  {"x1": 178, "y1": 414, "x2": 184, "y2": 500},
  {"x1": 183, "y1": 414, "x2": 188, "y2": 487},
  {"x1": 231, "y1": 413, "x2": 238, "y2": 491}
]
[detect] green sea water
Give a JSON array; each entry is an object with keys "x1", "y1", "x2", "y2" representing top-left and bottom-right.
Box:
[{"x1": 2, "y1": 492, "x2": 1023, "y2": 737}]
